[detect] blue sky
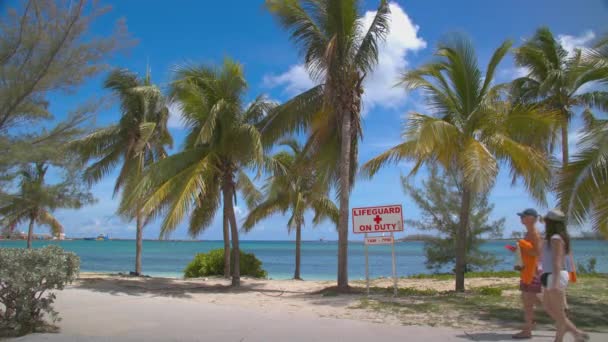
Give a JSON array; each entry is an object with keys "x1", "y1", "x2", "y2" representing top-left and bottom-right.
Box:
[{"x1": 12, "y1": 0, "x2": 608, "y2": 240}]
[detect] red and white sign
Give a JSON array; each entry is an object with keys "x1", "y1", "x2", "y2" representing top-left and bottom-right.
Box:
[
  {"x1": 364, "y1": 236, "x2": 394, "y2": 245},
  {"x1": 352, "y1": 204, "x2": 404, "y2": 234}
]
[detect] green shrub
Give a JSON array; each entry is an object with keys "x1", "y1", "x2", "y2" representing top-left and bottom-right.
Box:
[
  {"x1": 0, "y1": 246, "x2": 80, "y2": 336},
  {"x1": 577, "y1": 257, "x2": 597, "y2": 274},
  {"x1": 184, "y1": 248, "x2": 267, "y2": 279}
]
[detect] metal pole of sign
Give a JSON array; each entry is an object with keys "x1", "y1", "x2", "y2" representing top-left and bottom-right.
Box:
[
  {"x1": 365, "y1": 233, "x2": 370, "y2": 296},
  {"x1": 391, "y1": 232, "x2": 397, "y2": 297}
]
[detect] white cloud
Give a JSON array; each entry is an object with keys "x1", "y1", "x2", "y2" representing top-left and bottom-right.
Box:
[
  {"x1": 262, "y1": 2, "x2": 426, "y2": 112},
  {"x1": 167, "y1": 102, "x2": 186, "y2": 129},
  {"x1": 558, "y1": 31, "x2": 596, "y2": 57},
  {"x1": 263, "y1": 65, "x2": 315, "y2": 96}
]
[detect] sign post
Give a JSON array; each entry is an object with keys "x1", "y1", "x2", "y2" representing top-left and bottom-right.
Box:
[{"x1": 353, "y1": 205, "x2": 403, "y2": 297}]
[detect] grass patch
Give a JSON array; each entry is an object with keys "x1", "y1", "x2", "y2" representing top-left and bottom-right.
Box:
[
  {"x1": 407, "y1": 271, "x2": 518, "y2": 280},
  {"x1": 351, "y1": 276, "x2": 608, "y2": 332}
]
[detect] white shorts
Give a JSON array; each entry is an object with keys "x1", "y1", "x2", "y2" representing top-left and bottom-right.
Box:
[{"x1": 542, "y1": 270, "x2": 569, "y2": 290}]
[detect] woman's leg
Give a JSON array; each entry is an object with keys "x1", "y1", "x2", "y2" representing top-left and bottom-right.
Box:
[
  {"x1": 513, "y1": 291, "x2": 536, "y2": 337},
  {"x1": 542, "y1": 289, "x2": 562, "y2": 341},
  {"x1": 547, "y1": 289, "x2": 585, "y2": 341}
]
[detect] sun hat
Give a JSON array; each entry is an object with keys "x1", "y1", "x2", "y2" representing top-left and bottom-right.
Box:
[{"x1": 544, "y1": 208, "x2": 566, "y2": 222}]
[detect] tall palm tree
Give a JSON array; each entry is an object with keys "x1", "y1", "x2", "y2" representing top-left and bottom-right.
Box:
[
  {"x1": 263, "y1": 0, "x2": 391, "y2": 290},
  {"x1": 73, "y1": 68, "x2": 172, "y2": 275},
  {"x1": 0, "y1": 163, "x2": 86, "y2": 247},
  {"x1": 121, "y1": 59, "x2": 271, "y2": 287},
  {"x1": 512, "y1": 27, "x2": 608, "y2": 174},
  {"x1": 558, "y1": 111, "x2": 608, "y2": 237},
  {"x1": 361, "y1": 35, "x2": 555, "y2": 291},
  {"x1": 243, "y1": 139, "x2": 338, "y2": 279}
]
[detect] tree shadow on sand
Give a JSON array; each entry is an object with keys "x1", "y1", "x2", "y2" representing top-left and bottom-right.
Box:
[{"x1": 73, "y1": 276, "x2": 307, "y2": 299}]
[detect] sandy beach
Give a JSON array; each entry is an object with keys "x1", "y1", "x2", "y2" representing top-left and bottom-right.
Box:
[{"x1": 6, "y1": 274, "x2": 607, "y2": 341}]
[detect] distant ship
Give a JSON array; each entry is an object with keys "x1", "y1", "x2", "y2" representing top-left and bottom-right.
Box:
[{"x1": 84, "y1": 234, "x2": 109, "y2": 241}]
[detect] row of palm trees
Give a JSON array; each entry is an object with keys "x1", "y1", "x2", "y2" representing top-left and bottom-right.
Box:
[{"x1": 11, "y1": 1, "x2": 605, "y2": 292}]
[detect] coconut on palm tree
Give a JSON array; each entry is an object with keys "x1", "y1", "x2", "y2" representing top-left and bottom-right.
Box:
[
  {"x1": 512, "y1": 27, "x2": 608, "y2": 172},
  {"x1": 72, "y1": 68, "x2": 172, "y2": 275},
  {"x1": 121, "y1": 59, "x2": 271, "y2": 286},
  {"x1": 263, "y1": 0, "x2": 391, "y2": 290},
  {"x1": 362, "y1": 35, "x2": 555, "y2": 291},
  {"x1": 0, "y1": 163, "x2": 89, "y2": 247},
  {"x1": 243, "y1": 139, "x2": 338, "y2": 279}
]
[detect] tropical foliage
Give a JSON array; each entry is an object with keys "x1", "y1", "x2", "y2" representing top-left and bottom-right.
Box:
[
  {"x1": 0, "y1": 162, "x2": 94, "y2": 248},
  {"x1": 362, "y1": 35, "x2": 555, "y2": 291},
  {"x1": 402, "y1": 166, "x2": 505, "y2": 272},
  {"x1": 121, "y1": 59, "x2": 272, "y2": 286},
  {"x1": 264, "y1": 0, "x2": 391, "y2": 290},
  {"x1": 512, "y1": 27, "x2": 608, "y2": 170},
  {"x1": 243, "y1": 139, "x2": 338, "y2": 279},
  {"x1": 0, "y1": 246, "x2": 79, "y2": 336},
  {"x1": 183, "y1": 249, "x2": 267, "y2": 279},
  {"x1": 72, "y1": 68, "x2": 172, "y2": 275}
]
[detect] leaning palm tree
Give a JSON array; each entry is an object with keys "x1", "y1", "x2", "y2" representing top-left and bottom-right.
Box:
[
  {"x1": 0, "y1": 163, "x2": 85, "y2": 248},
  {"x1": 72, "y1": 68, "x2": 172, "y2": 275},
  {"x1": 512, "y1": 27, "x2": 608, "y2": 173},
  {"x1": 243, "y1": 139, "x2": 338, "y2": 279},
  {"x1": 121, "y1": 59, "x2": 270, "y2": 287},
  {"x1": 361, "y1": 35, "x2": 555, "y2": 291},
  {"x1": 263, "y1": 0, "x2": 391, "y2": 290},
  {"x1": 558, "y1": 111, "x2": 608, "y2": 237}
]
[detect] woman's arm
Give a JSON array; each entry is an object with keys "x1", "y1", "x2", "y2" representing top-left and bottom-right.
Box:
[{"x1": 551, "y1": 237, "x2": 564, "y2": 289}]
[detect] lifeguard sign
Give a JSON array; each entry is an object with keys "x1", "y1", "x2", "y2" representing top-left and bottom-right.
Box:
[
  {"x1": 352, "y1": 204, "x2": 404, "y2": 296},
  {"x1": 352, "y1": 205, "x2": 403, "y2": 234}
]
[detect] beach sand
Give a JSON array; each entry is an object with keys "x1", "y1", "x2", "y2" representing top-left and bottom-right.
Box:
[{"x1": 7, "y1": 274, "x2": 607, "y2": 341}]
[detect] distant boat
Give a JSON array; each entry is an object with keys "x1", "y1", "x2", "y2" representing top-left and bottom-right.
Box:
[{"x1": 84, "y1": 234, "x2": 109, "y2": 241}]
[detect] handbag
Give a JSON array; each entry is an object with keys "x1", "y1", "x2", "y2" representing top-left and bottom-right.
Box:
[{"x1": 568, "y1": 253, "x2": 577, "y2": 283}]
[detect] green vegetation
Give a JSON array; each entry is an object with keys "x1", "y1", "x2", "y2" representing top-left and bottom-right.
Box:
[
  {"x1": 264, "y1": 0, "x2": 391, "y2": 290},
  {"x1": 121, "y1": 59, "x2": 273, "y2": 286},
  {"x1": 0, "y1": 162, "x2": 94, "y2": 247},
  {"x1": 362, "y1": 35, "x2": 555, "y2": 292},
  {"x1": 73, "y1": 68, "x2": 172, "y2": 276},
  {"x1": 0, "y1": 0, "x2": 129, "y2": 189},
  {"x1": 408, "y1": 271, "x2": 519, "y2": 280},
  {"x1": 243, "y1": 140, "x2": 338, "y2": 279},
  {"x1": 402, "y1": 166, "x2": 505, "y2": 272},
  {"x1": 184, "y1": 249, "x2": 267, "y2": 279},
  {"x1": 0, "y1": 246, "x2": 80, "y2": 337},
  {"x1": 352, "y1": 274, "x2": 608, "y2": 331}
]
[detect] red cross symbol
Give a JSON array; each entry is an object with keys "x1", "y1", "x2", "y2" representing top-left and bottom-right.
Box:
[{"x1": 373, "y1": 215, "x2": 382, "y2": 224}]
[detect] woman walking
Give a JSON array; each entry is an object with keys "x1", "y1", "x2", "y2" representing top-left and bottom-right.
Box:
[
  {"x1": 512, "y1": 209, "x2": 543, "y2": 339},
  {"x1": 541, "y1": 209, "x2": 588, "y2": 342}
]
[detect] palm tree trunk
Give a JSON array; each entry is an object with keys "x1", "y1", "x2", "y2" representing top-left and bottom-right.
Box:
[
  {"x1": 135, "y1": 210, "x2": 143, "y2": 276},
  {"x1": 337, "y1": 111, "x2": 352, "y2": 291},
  {"x1": 455, "y1": 186, "x2": 472, "y2": 292},
  {"x1": 27, "y1": 217, "x2": 35, "y2": 249},
  {"x1": 294, "y1": 222, "x2": 302, "y2": 280},
  {"x1": 222, "y1": 212, "x2": 231, "y2": 279},
  {"x1": 223, "y1": 178, "x2": 240, "y2": 287},
  {"x1": 561, "y1": 114, "x2": 569, "y2": 169}
]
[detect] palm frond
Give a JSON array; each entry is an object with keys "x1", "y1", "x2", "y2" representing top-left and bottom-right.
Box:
[
  {"x1": 37, "y1": 210, "x2": 63, "y2": 237},
  {"x1": 354, "y1": 0, "x2": 390, "y2": 74}
]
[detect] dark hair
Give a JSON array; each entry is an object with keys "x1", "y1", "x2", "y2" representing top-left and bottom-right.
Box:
[{"x1": 545, "y1": 218, "x2": 570, "y2": 254}]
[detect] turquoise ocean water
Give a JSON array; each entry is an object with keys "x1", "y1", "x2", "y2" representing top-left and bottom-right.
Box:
[{"x1": 1, "y1": 239, "x2": 606, "y2": 280}]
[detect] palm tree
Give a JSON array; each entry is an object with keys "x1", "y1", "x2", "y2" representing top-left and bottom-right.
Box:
[
  {"x1": 243, "y1": 139, "x2": 338, "y2": 279},
  {"x1": 558, "y1": 112, "x2": 608, "y2": 237},
  {"x1": 263, "y1": 0, "x2": 391, "y2": 290},
  {"x1": 73, "y1": 68, "x2": 172, "y2": 275},
  {"x1": 0, "y1": 163, "x2": 86, "y2": 247},
  {"x1": 512, "y1": 27, "x2": 608, "y2": 174},
  {"x1": 361, "y1": 35, "x2": 555, "y2": 291},
  {"x1": 121, "y1": 59, "x2": 271, "y2": 287}
]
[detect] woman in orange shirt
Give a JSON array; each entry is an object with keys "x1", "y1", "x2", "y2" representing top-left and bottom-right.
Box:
[{"x1": 512, "y1": 208, "x2": 543, "y2": 339}]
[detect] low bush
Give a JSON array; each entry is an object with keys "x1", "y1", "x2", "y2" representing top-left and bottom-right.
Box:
[
  {"x1": 0, "y1": 246, "x2": 80, "y2": 337},
  {"x1": 184, "y1": 248, "x2": 268, "y2": 279}
]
